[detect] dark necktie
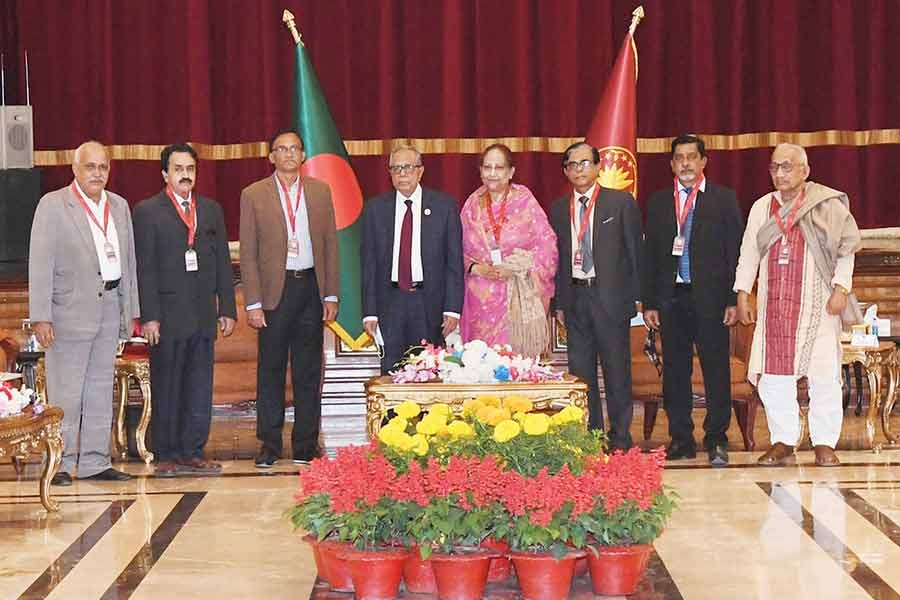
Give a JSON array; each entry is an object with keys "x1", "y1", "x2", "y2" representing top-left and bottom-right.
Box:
[
  {"x1": 181, "y1": 200, "x2": 190, "y2": 215},
  {"x1": 578, "y1": 196, "x2": 594, "y2": 273},
  {"x1": 678, "y1": 188, "x2": 693, "y2": 282},
  {"x1": 398, "y1": 199, "x2": 413, "y2": 289}
]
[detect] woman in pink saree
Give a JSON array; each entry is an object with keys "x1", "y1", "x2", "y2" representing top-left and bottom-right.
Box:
[{"x1": 460, "y1": 144, "x2": 558, "y2": 356}]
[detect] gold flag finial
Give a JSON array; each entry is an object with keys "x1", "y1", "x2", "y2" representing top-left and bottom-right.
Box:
[
  {"x1": 282, "y1": 9, "x2": 303, "y2": 46},
  {"x1": 629, "y1": 6, "x2": 645, "y2": 36}
]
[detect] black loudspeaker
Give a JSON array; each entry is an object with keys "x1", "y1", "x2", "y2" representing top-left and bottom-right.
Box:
[{"x1": 0, "y1": 168, "x2": 41, "y2": 272}]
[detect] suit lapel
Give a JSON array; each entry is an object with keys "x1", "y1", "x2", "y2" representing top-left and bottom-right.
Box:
[
  {"x1": 64, "y1": 186, "x2": 102, "y2": 271},
  {"x1": 420, "y1": 189, "x2": 433, "y2": 266},
  {"x1": 266, "y1": 177, "x2": 289, "y2": 246}
]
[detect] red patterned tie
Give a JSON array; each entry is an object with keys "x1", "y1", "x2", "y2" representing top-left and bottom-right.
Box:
[{"x1": 398, "y1": 199, "x2": 413, "y2": 289}]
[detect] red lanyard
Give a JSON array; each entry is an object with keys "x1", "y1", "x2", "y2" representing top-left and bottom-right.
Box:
[
  {"x1": 71, "y1": 182, "x2": 112, "y2": 241},
  {"x1": 673, "y1": 176, "x2": 704, "y2": 234},
  {"x1": 772, "y1": 188, "x2": 805, "y2": 237},
  {"x1": 483, "y1": 187, "x2": 509, "y2": 245},
  {"x1": 276, "y1": 174, "x2": 302, "y2": 236},
  {"x1": 165, "y1": 186, "x2": 197, "y2": 247},
  {"x1": 569, "y1": 185, "x2": 601, "y2": 247}
]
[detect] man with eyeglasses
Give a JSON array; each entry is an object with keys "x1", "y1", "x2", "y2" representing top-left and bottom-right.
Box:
[
  {"x1": 641, "y1": 134, "x2": 744, "y2": 466},
  {"x1": 361, "y1": 143, "x2": 464, "y2": 374},
  {"x1": 239, "y1": 129, "x2": 339, "y2": 468},
  {"x1": 29, "y1": 140, "x2": 140, "y2": 485},
  {"x1": 734, "y1": 143, "x2": 861, "y2": 467},
  {"x1": 550, "y1": 141, "x2": 642, "y2": 451}
]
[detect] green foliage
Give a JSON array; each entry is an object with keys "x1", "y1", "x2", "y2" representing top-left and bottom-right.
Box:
[
  {"x1": 407, "y1": 495, "x2": 498, "y2": 558},
  {"x1": 285, "y1": 493, "x2": 337, "y2": 540},
  {"x1": 578, "y1": 489, "x2": 679, "y2": 547}
]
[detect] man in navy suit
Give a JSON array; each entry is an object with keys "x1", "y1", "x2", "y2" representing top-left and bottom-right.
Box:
[
  {"x1": 361, "y1": 144, "x2": 464, "y2": 374},
  {"x1": 551, "y1": 142, "x2": 642, "y2": 451}
]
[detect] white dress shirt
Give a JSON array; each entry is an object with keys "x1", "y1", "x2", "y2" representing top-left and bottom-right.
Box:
[
  {"x1": 570, "y1": 183, "x2": 597, "y2": 279},
  {"x1": 675, "y1": 177, "x2": 705, "y2": 283},
  {"x1": 390, "y1": 184, "x2": 424, "y2": 283},
  {"x1": 75, "y1": 180, "x2": 121, "y2": 282}
]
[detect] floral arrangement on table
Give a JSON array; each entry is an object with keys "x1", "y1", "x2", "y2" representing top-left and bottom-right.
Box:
[
  {"x1": 389, "y1": 338, "x2": 562, "y2": 384},
  {"x1": 0, "y1": 382, "x2": 42, "y2": 418},
  {"x1": 289, "y1": 394, "x2": 677, "y2": 598}
]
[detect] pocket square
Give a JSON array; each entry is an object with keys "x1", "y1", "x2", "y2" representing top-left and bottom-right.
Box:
[{"x1": 601, "y1": 216, "x2": 615, "y2": 224}]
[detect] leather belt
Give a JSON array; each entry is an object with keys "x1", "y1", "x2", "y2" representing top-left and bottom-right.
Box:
[
  {"x1": 571, "y1": 277, "x2": 596, "y2": 287},
  {"x1": 103, "y1": 279, "x2": 120, "y2": 291},
  {"x1": 286, "y1": 268, "x2": 315, "y2": 279},
  {"x1": 674, "y1": 282, "x2": 692, "y2": 291},
  {"x1": 391, "y1": 281, "x2": 424, "y2": 291}
]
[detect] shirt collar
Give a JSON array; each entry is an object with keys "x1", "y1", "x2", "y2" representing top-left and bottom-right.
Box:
[
  {"x1": 273, "y1": 172, "x2": 300, "y2": 192},
  {"x1": 172, "y1": 189, "x2": 192, "y2": 204},
  {"x1": 573, "y1": 183, "x2": 597, "y2": 201},
  {"x1": 73, "y1": 179, "x2": 107, "y2": 208},
  {"x1": 396, "y1": 184, "x2": 422, "y2": 205},
  {"x1": 678, "y1": 178, "x2": 706, "y2": 194}
]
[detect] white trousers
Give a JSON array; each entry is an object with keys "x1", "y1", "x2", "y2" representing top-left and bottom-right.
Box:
[{"x1": 757, "y1": 374, "x2": 843, "y2": 448}]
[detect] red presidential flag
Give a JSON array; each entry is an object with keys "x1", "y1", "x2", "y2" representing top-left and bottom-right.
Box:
[{"x1": 585, "y1": 6, "x2": 644, "y2": 198}]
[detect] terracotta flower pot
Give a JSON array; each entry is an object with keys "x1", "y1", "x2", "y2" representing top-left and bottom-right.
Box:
[
  {"x1": 586, "y1": 544, "x2": 653, "y2": 596},
  {"x1": 480, "y1": 537, "x2": 513, "y2": 582},
  {"x1": 429, "y1": 549, "x2": 495, "y2": 600},
  {"x1": 336, "y1": 546, "x2": 409, "y2": 600},
  {"x1": 317, "y1": 540, "x2": 354, "y2": 592},
  {"x1": 509, "y1": 549, "x2": 585, "y2": 600},
  {"x1": 403, "y1": 544, "x2": 437, "y2": 594},
  {"x1": 301, "y1": 534, "x2": 328, "y2": 583}
]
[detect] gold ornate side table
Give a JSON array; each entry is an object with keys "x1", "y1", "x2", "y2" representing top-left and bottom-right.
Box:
[
  {"x1": 841, "y1": 341, "x2": 898, "y2": 452},
  {"x1": 114, "y1": 355, "x2": 154, "y2": 464},
  {"x1": 364, "y1": 375, "x2": 589, "y2": 439},
  {"x1": 0, "y1": 406, "x2": 64, "y2": 512}
]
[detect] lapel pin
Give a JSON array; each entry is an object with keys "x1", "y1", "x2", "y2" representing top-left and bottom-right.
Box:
[{"x1": 424, "y1": 208, "x2": 431, "y2": 216}]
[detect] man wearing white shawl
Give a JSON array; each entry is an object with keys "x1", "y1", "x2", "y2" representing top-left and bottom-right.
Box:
[{"x1": 734, "y1": 143, "x2": 861, "y2": 467}]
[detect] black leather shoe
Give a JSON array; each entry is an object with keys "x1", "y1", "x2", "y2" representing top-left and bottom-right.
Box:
[
  {"x1": 708, "y1": 445, "x2": 729, "y2": 467},
  {"x1": 665, "y1": 440, "x2": 697, "y2": 460},
  {"x1": 255, "y1": 449, "x2": 278, "y2": 468},
  {"x1": 85, "y1": 468, "x2": 132, "y2": 481},
  {"x1": 51, "y1": 471, "x2": 72, "y2": 486}
]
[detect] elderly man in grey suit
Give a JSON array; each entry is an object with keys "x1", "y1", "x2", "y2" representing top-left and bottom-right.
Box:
[{"x1": 29, "y1": 140, "x2": 140, "y2": 485}]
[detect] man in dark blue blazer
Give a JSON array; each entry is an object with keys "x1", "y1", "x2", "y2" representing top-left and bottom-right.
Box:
[
  {"x1": 551, "y1": 142, "x2": 642, "y2": 451},
  {"x1": 361, "y1": 144, "x2": 464, "y2": 374}
]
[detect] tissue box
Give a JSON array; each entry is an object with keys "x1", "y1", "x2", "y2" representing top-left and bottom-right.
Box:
[{"x1": 876, "y1": 318, "x2": 891, "y2": 337}]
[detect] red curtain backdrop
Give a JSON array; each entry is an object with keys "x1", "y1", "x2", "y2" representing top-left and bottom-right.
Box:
[{"x1": 2, "y1": 0, "x2": 899, "y2": 237}]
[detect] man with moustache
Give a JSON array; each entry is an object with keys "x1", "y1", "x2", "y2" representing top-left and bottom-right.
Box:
[
  {"x1": 361, "y1": 143, "x2": 464, "y2": 374},
  {"x1": 29, "y1": 140, "x2": 140, "y2": 485},
  {"x1": 734, "y1": 143, "x2": 861, "y2": 467},
  {"x1": 550, "y1": 142, "x2": 642, "y2": 450},
  {"x1": 133, "y1": 143, "x2": 236, "y2": 477},
  {"x1": 240, "y1": 129, "x2": 339, "y2": 468},
  {"x1": 642, "y1": 134, "x2": 744, "y2": 465}
]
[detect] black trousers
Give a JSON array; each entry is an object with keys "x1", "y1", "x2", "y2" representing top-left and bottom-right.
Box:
[
  {"x1": 659, "y1": 285, "x2": 732, "y2": 449},
  {"x1": 379, "y1": 287, "x2": 439, "y2": 375},
  {"x1": 566, "y1": 286, "x2": 634, "y2": 449},
  {"x1": 256, "y1": 273, "x2": 324, "y2": 458},
  {"x1": 149, "y1": 330, "x2": 214, "y2": 462}
]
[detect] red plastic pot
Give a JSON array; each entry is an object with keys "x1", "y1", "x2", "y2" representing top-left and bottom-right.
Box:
[
  {"x1": 429, "y1": 549, "x2": 495, "y2": 600},
  {"x1": 586, "y1": 544, "x2": 653, "y2": 595},
  {"x1": 403, "y1": 544, "x2": 437, "y2": 594},
  {"x1": 317, "y1": 540, "x2": 354, "y2": 592},
  {"x1": 335, "y1": 546, "x2": 409, "y2": 600},
  {"x1": 480, "y1": 537, "x2": 513, "y2": 582},
  {"x1": 574, "y1": 555, "x2": 589, "y2": 577},
  {"x1": 509, "y1": 549, "x2": 585, "y2": 600},
  {"x1": 301, "y1": 534, "x2": 328, "y2": 583}
]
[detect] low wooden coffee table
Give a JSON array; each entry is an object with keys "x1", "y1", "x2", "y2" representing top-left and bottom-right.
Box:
[
  {"x1": 364, "y1": 375, "x2": 589, "y2": 439},
  {"x1": 0, "y1": 406, "x2": 64, "y2": 511}
]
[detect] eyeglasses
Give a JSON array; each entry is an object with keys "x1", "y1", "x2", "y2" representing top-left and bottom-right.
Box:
[
  {"x1": 480, "y1": 163, "x2": 509, "y2": 175},
  {"x1": 768, "y1": 161, "x2": 802, "y2": 174},
  {"x1": 388, "y1": 163, "x2": 422, "y2": 175},
  {"x1": 564, "y1": 159, "x2": 594, "y2": 172},
  {"x1": 272, "y1": 145, "x2": 303, "y2": 155}
]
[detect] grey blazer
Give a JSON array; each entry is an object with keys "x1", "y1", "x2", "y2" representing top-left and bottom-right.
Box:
[{"x1": 28, "y1": 185, "x2": 140, "y2": 340}]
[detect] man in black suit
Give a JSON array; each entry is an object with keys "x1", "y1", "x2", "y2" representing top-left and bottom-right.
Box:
[
  {"x1": 361, "y1": 144, "x2": 464, "y2": 374},
  {"x1": 641, "y1": 134, "x2": 743, "y2": 466},
  {"x1": 551, "y1": 142, "x2": 642, "y2": 450},
  {"x1": 134, "y1": 142, "x2": 236, "y2": 477}
]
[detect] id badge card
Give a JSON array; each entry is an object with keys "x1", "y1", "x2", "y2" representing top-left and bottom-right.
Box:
[
  {"x1": 671, "y1": 236, "x2": 685, "y2": 257},
  {"x1": 104, "y1": 241, "x2": 118, "y2": 262},
  {"x1": 490, "y1": 248, "x2": 503, "y2": 265},
  {"x1": 777, "y1": 243, "x2": 791, "y2": 266},
  {"x1": 185, "y1": 248, "x2": 198, "y2": 272},
  {"x1": 573, "y1": 249, "x2": 583, "y2": 269},
  {"x1": 287, "y1": 238, "x2": 300, "y2": 259}
]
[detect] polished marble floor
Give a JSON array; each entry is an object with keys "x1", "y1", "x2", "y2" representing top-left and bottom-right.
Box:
[{"x1": 1, "y1": 409, "x2": 899, "y2": 599}]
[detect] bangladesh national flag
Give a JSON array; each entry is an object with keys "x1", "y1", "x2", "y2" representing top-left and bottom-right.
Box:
[{"x1": 293, "y1": 40, "x2": 365, "y2": 347}]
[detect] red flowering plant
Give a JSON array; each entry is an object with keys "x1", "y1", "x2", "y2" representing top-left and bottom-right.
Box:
[{"x1": 574, "y1": 448, "x2": 677, "y2": 547}]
